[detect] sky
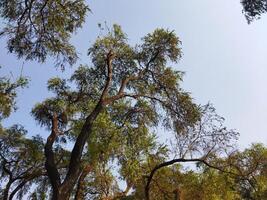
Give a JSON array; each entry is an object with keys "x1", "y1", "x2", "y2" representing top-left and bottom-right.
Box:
[{"x1": 1, "y1": 0, "x2": 267, "y2": 149}]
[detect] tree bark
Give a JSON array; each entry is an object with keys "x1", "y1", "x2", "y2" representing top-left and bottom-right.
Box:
[
  {"x1": 44, "y1": 114, "x2": 62, "y2": 199},
  {"x1": 61, "y1": 102, "x2": 104, "y2": 197},
  {"x1": 74, "y1": 165, "x2": 91, "y2": 200},
  {"x1": 46, "y1": 51, "x2": 114, "y2": 199},
  {"x1": 173, "y1": 188, "x2": 182, "y2": 200}
]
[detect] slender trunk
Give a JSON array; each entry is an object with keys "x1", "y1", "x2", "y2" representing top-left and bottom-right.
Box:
[
  {"x1": 74, "y1": 165, "x2": 91, "y2": 200},
  {"x1": 173, "y1": 188, "x2": 181, "y2": 200},
  {"x1": 45, "y1": 114, "x2": 61, "y2": 199},
  {"x1": 61, "y1": 103, "x2": 103, "y2": 197},
  {"x1": 47, "y1": 52, "x2": 113, "y2": 199}
]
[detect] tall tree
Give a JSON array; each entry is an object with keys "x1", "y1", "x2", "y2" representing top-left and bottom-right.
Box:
[
  {"x1": 31, "y1": 25, "x2": 201, "y2": 199},
  {"x1": 0, "y1": 0, "x2": 265, "y2": 68}
]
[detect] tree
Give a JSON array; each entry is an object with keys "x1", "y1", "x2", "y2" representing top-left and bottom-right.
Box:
[
  {"x1": 0, "y1": 1, "x2": 266, "y2": 198},
  {"x1": 0, "y1": 125, "x2": 46, "y2": 200},
  {"x1": 127, "y1": 143, "x2": 267, "y2": 200},
  {"x1": 1, "y1": 24, "x2": 263, "y2": 200},
  {"x1": 128, "y1": 165, "x2": 241, "y2": 200},
  {"x1": 227, "y1": 143, "x2": 267, "y2": 200},
  {"x1": 30, "y1": 24, "x2": 201, "y2": 199},
  {"x1": 0, "y1": 0, "x2": 89, "y2": 66}
]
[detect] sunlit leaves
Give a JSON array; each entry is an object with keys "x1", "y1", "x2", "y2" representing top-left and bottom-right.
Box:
[{"x1": 0, "y1": 76, "x2": 28, "y2": 119}]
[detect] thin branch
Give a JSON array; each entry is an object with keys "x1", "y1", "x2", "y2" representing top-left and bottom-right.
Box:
[{"x1": 101, "y1": 50, "x2": 115, "y2": 101}]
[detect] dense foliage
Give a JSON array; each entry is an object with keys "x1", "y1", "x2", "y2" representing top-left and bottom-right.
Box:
[
  {"x1": 0, "y1": 1, "x2": 267, "y2": 200},
  {"x1": 0, "y1": 0, "x2": 89, "y2": 66},
  {"x1": 0, "y1": 25, "x2": 266, "y2": 200},
  {"x1": 0, "y1": 0, "x2": 265, "y2": 68}
]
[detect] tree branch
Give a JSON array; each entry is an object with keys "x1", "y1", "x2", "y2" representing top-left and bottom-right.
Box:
[
  {"x1": 44, "y1": 113, "x2": 61, "y2": 192},
  {"x1": 145, "y1": 158, "x2": 241, "y2": 200},
  {"x1": 101, "y1": 50, "x2": 115, "y2": 101}
]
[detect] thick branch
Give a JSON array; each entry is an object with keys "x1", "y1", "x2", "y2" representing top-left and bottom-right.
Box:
[
  {"x1": 3, "y1": 179, "x2": 13, "y2": 200},
  {"x1": 9, "y1": 170, "x2": 47, "y2": 200},
  {"x1": 62, "y1": 51, "x2": 115, "y2": 194},
  {"x1": 104, "y1": 49, "x2": 162, "y2": 104},
  {"x1": 44, "y1": 114, "x2": 61, "y2": 193}
]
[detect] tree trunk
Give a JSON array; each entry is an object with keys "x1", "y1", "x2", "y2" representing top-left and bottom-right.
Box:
[
  {"x1": 74, "y1": 165, "x2": 91, "y2": 200},
  {"x1": 46, "y1": 52, "x2": 114, "y2": 199},
  {"x1": 173, "y1": 188, "x2": 183, "y2": 200},
  {"x1": 59, "y1": 103, "x2": 104, "y2": 198},
  {"x1": 46, "y1": 103, "x2": 104, "y2": 199},
  {"x1": 51, "y1": 189, "x2": 71, "y2": 200}
]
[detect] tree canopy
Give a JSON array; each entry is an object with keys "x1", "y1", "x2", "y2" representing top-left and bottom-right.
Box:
[
  {"x1": 1, "y1": 24, "x2": 266, "y2": 200},
  {"x1": 241, "y1": 0, "x2": 267, "y2": 23},
  {"x1": 0, "y1": 0, "x2": 89, "y2": 66},
  {"x1": 0, "y1": 1, "x2": 267, "y2": 200},
  {"x1": 0, "y1": 0, "x2": 266, "y2": 67},
  {"x1": 29, "y1": 25, "x2": 202, "y2": 199}
]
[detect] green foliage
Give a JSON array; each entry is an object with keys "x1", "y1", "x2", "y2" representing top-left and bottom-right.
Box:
[
  {"x1": 1, "y1": 23, "x2": 266, "y2": 199},
  {"x1": 31, "y1": 98, "x2": 69, "y2": 129},
  {"x1": 0, "y1": 0, "x2": 89, "y2": 66},
  {"x1": 0, "y1": 76, "x2": 28, "y2": 120},
  {"x1": 0, "y1": 125, "x2": 47, "y2": 199},
  {"x1": 229, "y1": 143, "x2": 267, "y2": 200},
  {"x1": 127, "y1": 144, "x2": 267, "y2": 200}
]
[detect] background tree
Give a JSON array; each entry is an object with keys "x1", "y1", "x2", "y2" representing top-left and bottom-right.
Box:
[
  {"x1": 127, "y1": 143, "x2": 267, "y2": 200},
  {"x1": 241, "y1": 0, "x2": 267, "y2": 23},
  {"x1": 227, "y1": 143, "x2": 267, "y2": 200},
  {"x1": 0, "y1": 74, "x2": 28, "y2": 120},
  {"x1": 0, "y1": 125, "x2": 46, "y2": 200},
  {"x1": 0, "y1": 0, "x2": 89, "y2": 66}
]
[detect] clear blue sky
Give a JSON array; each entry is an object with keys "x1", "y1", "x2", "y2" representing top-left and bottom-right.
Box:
[{"x1": 1, "y1": 0, "x2": 267, "y2": 148}]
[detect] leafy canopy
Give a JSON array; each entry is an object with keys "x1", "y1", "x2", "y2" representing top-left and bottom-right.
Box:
[{"x1": 0, "y1": 0, "x2": 89, "y2": 66}]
